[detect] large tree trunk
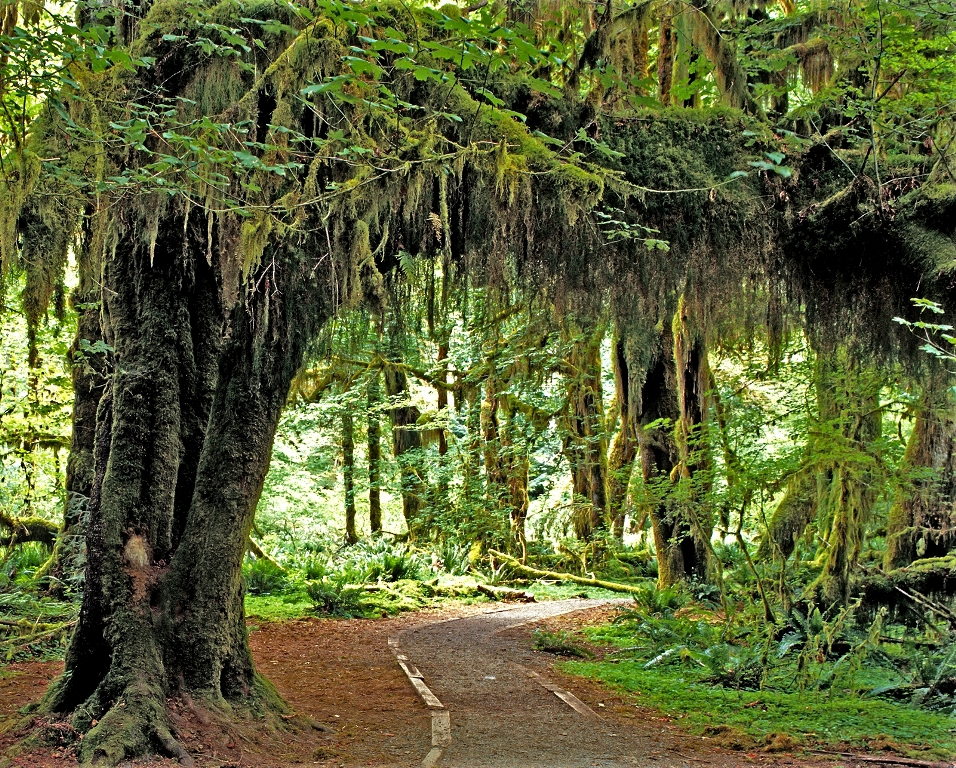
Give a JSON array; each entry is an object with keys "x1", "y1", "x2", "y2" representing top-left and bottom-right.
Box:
[{"x1": 41, "y1": 203, "x2": 332, "y2": 764}]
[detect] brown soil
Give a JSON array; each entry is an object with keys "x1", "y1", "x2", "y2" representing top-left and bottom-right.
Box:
[{"x1": 0, "y1": 602, "x2": 943, "y2": 768}]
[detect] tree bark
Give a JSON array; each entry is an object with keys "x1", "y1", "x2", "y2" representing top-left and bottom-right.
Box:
[{"x1": 41, "y1": 203, "x2": 333, "y2": 764}]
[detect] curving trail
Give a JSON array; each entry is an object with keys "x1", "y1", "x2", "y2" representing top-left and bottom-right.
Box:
[{"x1": 394, "y1": 599, "x2": 718, "y2": 768}]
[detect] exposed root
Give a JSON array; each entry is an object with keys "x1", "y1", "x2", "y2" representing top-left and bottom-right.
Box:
[{"x1": 154, "y1": 725, "x2": 195, "y2": 767}]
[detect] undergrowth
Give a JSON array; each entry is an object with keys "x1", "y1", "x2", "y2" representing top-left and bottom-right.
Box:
[{"x1": 561, "y1": 587, "x2": 956, "y2": 759}]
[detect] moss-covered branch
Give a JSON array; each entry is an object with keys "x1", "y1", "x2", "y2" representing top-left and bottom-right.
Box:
[
  {"x1": 488, "y1": 550, "x2": 647, "y2": 595},
  {"x1": 0, "y1": 510, "x2": 58, "y2": 548}
]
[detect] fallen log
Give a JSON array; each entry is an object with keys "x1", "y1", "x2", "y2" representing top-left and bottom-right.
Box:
[
  {"x1": 476, "y1": 584, "x2": 535, "y2": 602},
  {"x1": 487, "y1": 550, "x2": 648, "y2": 596}
]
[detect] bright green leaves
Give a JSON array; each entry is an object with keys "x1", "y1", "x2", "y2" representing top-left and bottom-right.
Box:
[
  {"x1": 748, "y1": 151, "x2": 792, "y2": 178},
  {"x1": 894, "y1": 298, "x2": 956, "y2": 365},
  {"x1": 595, "y1": 208, "x2": 669, "y2": 250}
]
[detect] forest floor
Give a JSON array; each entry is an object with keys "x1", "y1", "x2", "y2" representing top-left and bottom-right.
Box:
[{"x1": 0, "y1": 599, "x2": 948, "y2": 768}]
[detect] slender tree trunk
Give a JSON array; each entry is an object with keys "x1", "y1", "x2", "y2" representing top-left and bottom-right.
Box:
[
  {"x1": 562, "y1": 318, "x2": 608, "y2": 541},
  {"x1": 607, "y1": 336, "x2": 637, "y2": 541},
  {"x1": 367, "y1": 372, "x2": 382, "y2": 534},
  {"x1": 343, "y1": 410, "x2": 358, "y2": 545},
  {"x1": 384, "y1": 365, "x2": 424, "y2": 539}
]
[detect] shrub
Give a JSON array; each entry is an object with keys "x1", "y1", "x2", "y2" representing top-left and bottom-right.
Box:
[
  {"x1": 532, "y1": 628, "x2": 593, "y2": 658},
  {"x1": 243, "y1": 558, "x2": 289, "y2": 595}
]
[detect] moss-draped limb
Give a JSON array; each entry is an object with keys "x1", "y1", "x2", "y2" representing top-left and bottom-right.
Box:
[
  {"x1": 0, "y1": 511, "x2": 58, "y2": 547},
  {"x1": 560, "y1": 313, "x2": 609, "y2": 542},
  {"x1": 886, "y1": 373, "x2": 956, "y2": 570}
]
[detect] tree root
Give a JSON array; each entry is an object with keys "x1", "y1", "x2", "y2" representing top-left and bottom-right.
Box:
[{"x1": 154, "y1": 725, "x2": 195, "y2": 767}]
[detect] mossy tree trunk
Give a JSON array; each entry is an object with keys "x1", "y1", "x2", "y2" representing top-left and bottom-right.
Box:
[
  {"x1": 41, "y1": 204, "x2": 332, "y2": 765},
  {"x1": 607, "y1": 336, "x2": 637, "y2": 541},
  {"x1": 632, "y1": 323, "x2": 710, "y2": 587},
  {"x1": 383, "y1": 364, "x2": 424, "y2": 539},
  {"x1": 480, "y1": 371, "x2": 507, "y2": 511},
  {"x1": 49, "y1": 210, "x2": 109, "y2": 592},
  {"x1": 343, "y1": 410, "x2": 358, "y2": 545},
  {"x1": 885, "y1": 373, "x2": 956, "y2": 569},
  {"x1": 561, "y1": 317, "x2": 609, "y2": 541},
  {"x1": 811, "y1": 348, "x2": 883, "y2": 607},
  {"x1": 657, "y1": 4, "x2": 676, "y2": 105},
  {"x1": 367, "y1": 371, "x2": 383, "y2": 534},
  {"x1": 500, "y1": 397, "x2": 531, "y2": 559},
  {"x1": 671, "y1": 297, "x2": 714, "y2": 571}
]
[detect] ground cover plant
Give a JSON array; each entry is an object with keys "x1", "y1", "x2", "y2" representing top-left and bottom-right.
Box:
[{"x1": 555, "y1": 586, "x2": 956, "y2": 759}]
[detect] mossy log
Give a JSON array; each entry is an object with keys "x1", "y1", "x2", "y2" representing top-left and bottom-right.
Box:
[
  {"x1": 856, "y1": 557, "x2": 956, "y2": 626},
  {"x1": 488, "y1": 550, "x2": 647, "y2": 595},
  {"x1": 0, "y1": 511, "x2": 59, "y2": 548}
]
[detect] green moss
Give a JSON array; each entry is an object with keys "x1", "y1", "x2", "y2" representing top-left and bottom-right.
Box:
[{"x1": 245, "y1": 592, "x2": 314, "y2": 622}]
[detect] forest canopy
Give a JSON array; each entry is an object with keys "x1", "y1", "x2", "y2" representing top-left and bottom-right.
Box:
[{"x1": 1, "y1": 0, "x2": 956, "y2": 764}]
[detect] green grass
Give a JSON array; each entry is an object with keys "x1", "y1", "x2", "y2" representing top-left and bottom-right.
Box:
[
  {"x1": 245, "y1": 591, "x2": 315, "y2": 622},
  {"x1": 563, "y1": 660, "x2": 956, "y2": 760},
  {"x1": 245, "y1": 575, "x2": 494, "y2": 622}
]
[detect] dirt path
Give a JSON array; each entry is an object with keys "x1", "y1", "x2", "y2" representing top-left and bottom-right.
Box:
[
  {"x1": 396, "y1": 599, "x2": 803, "y2": 768},
  {"x1": 0, "y1": 601, "x2": 923, "y2": 768}
]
